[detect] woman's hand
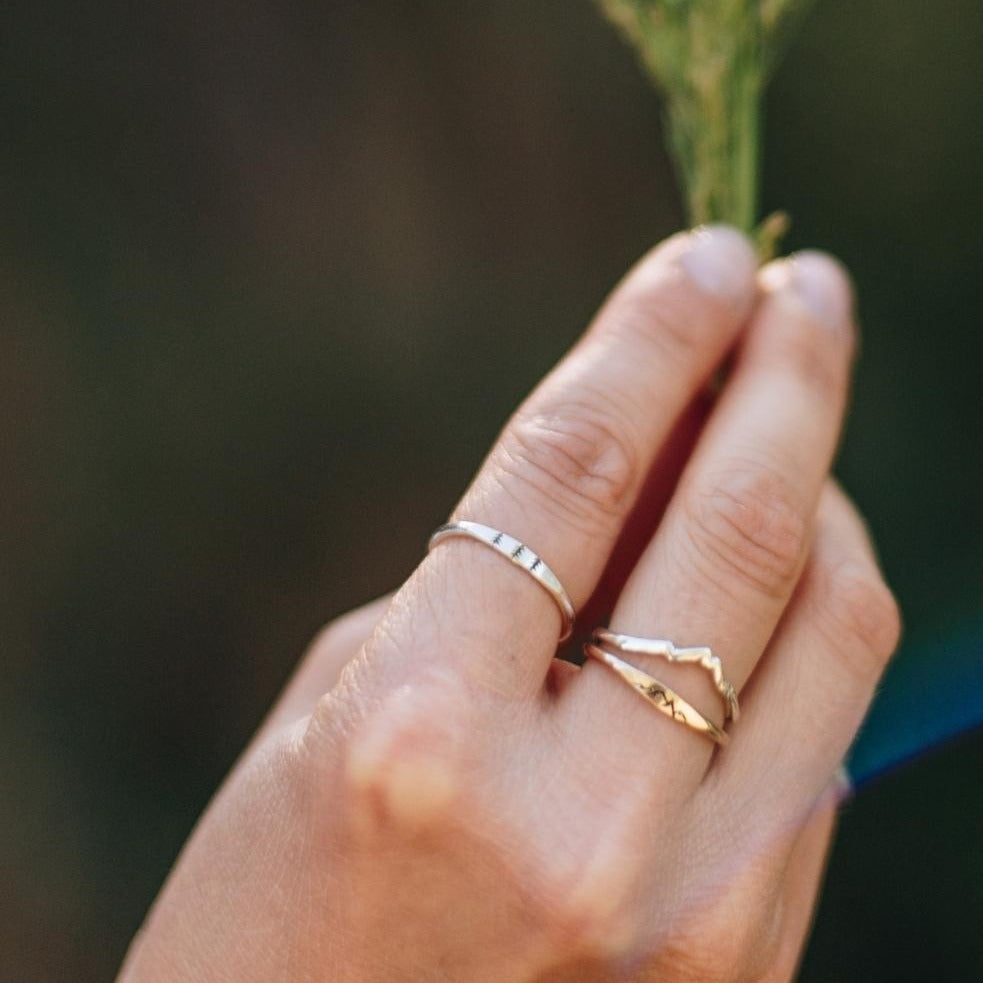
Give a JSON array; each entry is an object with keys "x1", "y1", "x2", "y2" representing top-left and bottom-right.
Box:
[{"x1": 119, "y1": 226, "x2": 900, "y2": 983}]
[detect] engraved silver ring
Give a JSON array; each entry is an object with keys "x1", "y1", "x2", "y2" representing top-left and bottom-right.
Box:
[{"x1": 427, "y1": 520, "x2": 576, "y2": 641}]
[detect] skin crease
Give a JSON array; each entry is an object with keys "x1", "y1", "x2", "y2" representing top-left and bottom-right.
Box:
[{"x1": 118, "y1": 227, "x2": 901, "y2": 983}]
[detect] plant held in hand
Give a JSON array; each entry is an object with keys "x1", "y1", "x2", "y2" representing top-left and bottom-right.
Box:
[{"x1": 598, "y1": 0, "x2": 817, "y2": 254}]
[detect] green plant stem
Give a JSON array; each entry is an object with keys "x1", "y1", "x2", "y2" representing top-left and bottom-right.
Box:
[
  {"x1": 732, "y1": 62, "x2": 760, "y2": 234},
  {"x1": 598, "y1": 0, "x2": 818, "y2": 254},
  {"x1": 655, "y1": 21, "x2": 763, "y2": 233}
]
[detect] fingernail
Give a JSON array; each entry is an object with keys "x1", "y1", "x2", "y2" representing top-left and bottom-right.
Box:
[
  {"x1": 786, "y1": 251, "x2": 853, "y2": 330},
  {"x1": 833, "y1": 763, "x2": 854, "y2": 803},
  {"x1": 679, "y1": 225, "x2": 757, "y2": 301}
]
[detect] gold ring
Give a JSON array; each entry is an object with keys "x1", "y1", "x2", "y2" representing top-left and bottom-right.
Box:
[
  {"x1": 583, "y1": 642, "x2": 728, "y2": 746},
  {"x1": 591, "y1": 629, "x2": 739, "y2": 722}
]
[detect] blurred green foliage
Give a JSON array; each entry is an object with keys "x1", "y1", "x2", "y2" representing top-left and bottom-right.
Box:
[
  {"x1": 1, "y1": 1, "x2": 981, "y2": 979},
  {"x1": 598, "y1": 0, "x2": 817, "y2": 233}
]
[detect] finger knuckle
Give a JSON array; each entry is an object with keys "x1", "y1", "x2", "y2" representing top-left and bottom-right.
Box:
[
  {"x1": 685, "y1": 464, "x2": 808, "y2": 600},
  {"x1": 530, "y1": 804, "x2": 661, "y2": 962},
  {"x1": 821, "y1": 561, "x2": 902, "y2": 678},
  {"x1": 333, "y1": 681, "x2": 467, "y2": 835},
  {"x1": 651, "y1": 939, "x2": 752, "y2": 983},
  {"x1": 641, "y1": 931, "x2": 754, "y2": 983},
  {"x1": 501, "y1": 398, "x2": 639, "y2": 530},
  {"x1": 647, "y1": 890, "x2": 779, "y2": 983},
  {"x1": 538, "y1": 863, "x2": 641, "y2": 962}
]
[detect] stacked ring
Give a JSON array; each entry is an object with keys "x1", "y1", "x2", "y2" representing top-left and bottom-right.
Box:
[
  {"x1": 584, "y1": 631, "x2": 739, "y2": 746},
  {"x1": 591, "y1": 630, "x2": 739, "y2": 722}
]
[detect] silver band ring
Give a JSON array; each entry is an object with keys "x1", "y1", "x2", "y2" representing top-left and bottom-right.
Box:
[
  {"x1": 428, "y1": 520, "x2": 576, "y2": 641},
  {"x1": 592, "y1": 629, "x2": 739, "y2": 722}
]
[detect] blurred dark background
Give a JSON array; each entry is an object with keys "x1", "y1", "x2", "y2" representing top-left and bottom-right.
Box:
[{"x1": 2, "y1": 2, "x2": 982, "y2": 980}]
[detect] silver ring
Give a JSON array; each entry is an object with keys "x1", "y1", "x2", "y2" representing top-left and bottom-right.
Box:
[
  {"x1": 428, "y1": 520, "x2": 576, "y2": 641},
  {"x1": 592, "y1": 630, "x2": 739, "y2": 722}
]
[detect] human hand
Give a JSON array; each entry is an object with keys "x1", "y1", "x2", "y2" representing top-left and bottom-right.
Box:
[{"x1": 119, "y1": 226, "x2": 900, "y2": 982}]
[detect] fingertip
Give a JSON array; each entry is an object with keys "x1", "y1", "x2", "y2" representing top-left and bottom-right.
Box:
[
  {"x1": 628, "y1": 225, "x2": 758, "y2": 310},
  {"x1": 678, "y1": 224, "x2": 759, "y2": 306},
  {"x1": 832, "y1": 763, "x2": 854, "y2": 804},
  {"x1": 761, "y1": 251, "x2": 855, "y2": 334}
]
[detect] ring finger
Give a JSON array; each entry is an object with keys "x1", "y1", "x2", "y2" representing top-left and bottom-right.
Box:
[{"x1": 563, "y1": 252, "x2": 858, "y2": 794}]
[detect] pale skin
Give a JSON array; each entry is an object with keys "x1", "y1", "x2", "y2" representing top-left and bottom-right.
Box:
[{"x1": 118, "y1": 226, "x2": 901, "y2": 982}]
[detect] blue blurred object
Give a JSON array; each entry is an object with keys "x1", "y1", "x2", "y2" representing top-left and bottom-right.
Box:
[{"x1": 849, "y1": 618, "x2": 983, "y2": 787}]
